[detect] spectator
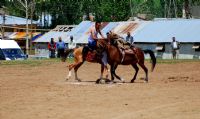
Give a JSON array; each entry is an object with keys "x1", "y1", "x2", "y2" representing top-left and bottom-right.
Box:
[
  {"x1": 68, "y1": 36, "x2": 76, "y2": 49},
  {"x1": 48, "y1": 38, "x2": 56, "y2": 58},
  {"x1": 68, "y1": 36, "x2": 76, "y2": 58},
  {"x1": 126, "y1": 32, "x2": 134, "y2": 45},
  {"x1": 56, "y1": 37, "x2": 66, "y2": 58},
  {"x1": 171, "y1": 37, "x2": 180, "y2": 59}
]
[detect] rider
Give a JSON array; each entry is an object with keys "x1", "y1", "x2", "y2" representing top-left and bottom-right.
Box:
[{"x1": 86, "y1": 21, "x2": 109, "y2": 78}]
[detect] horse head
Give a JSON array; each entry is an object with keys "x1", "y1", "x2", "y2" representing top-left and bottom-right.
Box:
[
  {"x1": 96, "y1": 39, "x2": 108, "y2": 53},
  {"x1": 107, "y1": 31, "x2": 121, "y2": 40},
  {"x1": 107, "y1": 32, "x2": 124, "y2": 46}
]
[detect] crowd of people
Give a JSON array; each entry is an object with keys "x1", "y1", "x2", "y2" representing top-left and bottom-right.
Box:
[{"x1": 48, "y1": 36, "x2": 76, "y2": 58}]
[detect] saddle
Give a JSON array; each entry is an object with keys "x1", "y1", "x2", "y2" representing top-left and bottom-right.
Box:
[
  {"x1": 119, "y1": 47, "x2": 136, "y2": 63},
  {"x1": 83, "y1": 46, "x2": 102, "y2": 63},
  {"x1": 86, "y1": 51, "x2": 96, "y2": 62}
]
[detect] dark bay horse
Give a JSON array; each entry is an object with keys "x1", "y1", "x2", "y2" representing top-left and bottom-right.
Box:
[{"x1": 97, "y1": 33, "x2": 156, "y2": 83}]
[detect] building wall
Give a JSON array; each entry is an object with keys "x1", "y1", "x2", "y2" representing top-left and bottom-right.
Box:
[
  {"x1": 34, "y1": 42, "x2": 200, "y2": 59},
  {"x1": 34, "y1": 43, "x2": 49, "y2": 58},
  {"x1": 136, "y1": 43, "x2": 200, "y2": 59}
]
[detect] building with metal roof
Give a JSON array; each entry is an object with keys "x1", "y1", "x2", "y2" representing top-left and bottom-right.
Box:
[
  {"x1": 0, "y1": 15, "x2": 38, "y2": 25},
  {"x1": 133, "y1": 18, "x2": 200, "y2": 59},
  {"x1": 134, "y1": 18, "x2": 200, "y2": 43},
  {"x1": 34, "y1": 19, "x2": 200, "y2": 59}
]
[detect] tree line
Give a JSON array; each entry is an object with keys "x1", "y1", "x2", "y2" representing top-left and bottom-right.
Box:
[{"x1": 1, "y1": 0, "x2": 200, "y2": 28}]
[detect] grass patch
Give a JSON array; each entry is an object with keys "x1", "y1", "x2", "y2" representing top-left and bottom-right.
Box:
[
  {"x1": 146, "y1": 58, "x2": 200, "y2": 64},
  {"x1": 0, "y1": 58, "x2": 61, "y2": 66},
  {"x1": 0, "y1": 58, "x2": 199, "y2": 66}
]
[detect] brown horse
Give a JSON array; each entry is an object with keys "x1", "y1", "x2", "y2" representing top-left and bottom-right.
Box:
[
  {"x1": 61, "y1": 46, "x2": 107, "y2": 82},
  {"x1": 97, "y1": 32, "x2": 156, "y2": 83}
]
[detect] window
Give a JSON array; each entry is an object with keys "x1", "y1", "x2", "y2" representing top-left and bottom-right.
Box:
[
  {"x1": 2, "y1": 48, "x2": 25, "y2": 59},
  {"x1": 0, "y1": 49, "x2": 5, "y2": 60}
]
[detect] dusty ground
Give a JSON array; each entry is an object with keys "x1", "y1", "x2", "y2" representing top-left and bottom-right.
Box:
[{"x1": 0, "y1": 60, "x2": 200, "y2": 119}]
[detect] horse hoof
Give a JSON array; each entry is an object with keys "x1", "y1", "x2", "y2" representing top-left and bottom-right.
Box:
[
  {"x1": 77, "y1": 79, "x2": 81, "y2": 82},
  {"x1": 65, "y1": 77, "x2": 69, "y2": 81},
  {"x1": 96, "y1": 79, "x2": 101, "y2": 84},
  {"x1": 120, "y1": 78, "x2": 125, "y2": 83},
  {"x1": 130, "y1": 80, "x2": 135, "y2": 83}
]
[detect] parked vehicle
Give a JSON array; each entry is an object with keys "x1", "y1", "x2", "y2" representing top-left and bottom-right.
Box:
[{"x1": 0, "y1": 40, "x2": 27, "y2": 60}]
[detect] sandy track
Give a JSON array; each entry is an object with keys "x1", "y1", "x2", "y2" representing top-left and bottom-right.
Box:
[{"x1": 0, "y1": 61, "x2": 200, "y2": 119}]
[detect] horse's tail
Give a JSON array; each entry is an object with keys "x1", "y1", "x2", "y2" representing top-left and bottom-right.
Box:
[
  {"x1": 61, "y1": 48, "x2": 74, "y2": 62},
  {"x1": 143, "y1": 49, "x2": 156, "y2": 72},
  {"x1": 65, "y1": 48, "x2": 74, "y2": 57}
]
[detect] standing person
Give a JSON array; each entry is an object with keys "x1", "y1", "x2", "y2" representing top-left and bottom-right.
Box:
[
  {"x1": 68, "y1": 35, "x2": 76, "y2": 58},
  {"x1": 88, "y1": 21, "x2": 109, "y2": 79},
  {"x1": 171, "y1": 37, "x2": 180, "y2": 59},
  {"x1": 126, "y1": 32, "x2": 134, "y2": 45},
  {"x1": 68, "y1": 36, "x2": 76, "y2": 49},
  {"x1": 48, "y1": 38, "x2": 56, "y2": 58},
  {"x1": 56, "y1": 37, "x2": 66, "y2": 58}
]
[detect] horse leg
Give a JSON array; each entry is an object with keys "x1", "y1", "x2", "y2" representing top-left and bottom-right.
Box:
[
  {"x1": 99, "y1": 64, "x2": 104, "y2": 79},
  {"x1": 65, "y1": 63, "x2": 77, "y2": 81},
  {"x1": 74, "y1": 62, "x2": 84, "y2": 82},
  {"x1": 138, "y1": 62, "x2": 148, "y2": 83},
  {"x1": 112, "y1": 64, "x2": 125, "y2": 83},
  {"x1": 110, "y1": 65, "x2": 115, "y2": 81},
  {"x1": 96, "y1": 64, "x2": 106, "y2": 84},
  {"x1": 130, "y1": 64, "x2": 139, "y2": 83},
  {"x1": 66, "y1": 68, "x2": 72, "y2": 81}
]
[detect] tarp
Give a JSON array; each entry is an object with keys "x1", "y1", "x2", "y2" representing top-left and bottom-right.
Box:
[{"x1": 8, "y1": 32, "x2": 41, "y2": 40}]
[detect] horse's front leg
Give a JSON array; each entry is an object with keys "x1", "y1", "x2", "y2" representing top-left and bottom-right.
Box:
[
  {"x1": 110, "y1": 65, "x2": 115, "y2": 81},
  {"x1": 113, "y1": 64, "x2": 125, "y2": 83},
  {"x1": 100, "y1": 64, "x2": 104, "y2": 79},
  {"x1": 130, "y1": 64, "x2": 139, "y2": 83}
]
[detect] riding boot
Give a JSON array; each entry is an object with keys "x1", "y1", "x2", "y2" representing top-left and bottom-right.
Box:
[{"x1": 82, "y1": 46, "x2": 89, "y2": 58}]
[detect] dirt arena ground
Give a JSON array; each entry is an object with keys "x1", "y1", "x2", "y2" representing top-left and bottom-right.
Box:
[{"x1": 0, "y1": 60, "x2": 200, "y2": 119}]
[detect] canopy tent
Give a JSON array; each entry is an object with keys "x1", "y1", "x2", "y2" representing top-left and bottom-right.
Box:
[{"x1": 8, "y1": 32, "x2": 41, "y2": 40}]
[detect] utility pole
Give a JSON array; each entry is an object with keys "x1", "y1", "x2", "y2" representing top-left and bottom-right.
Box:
[
  {"x1": 25, "y1": 0, "x2": 29, "y2": 55},
  {"x1": 16, "y1": 0, "x2": 30, "y2": 55}
]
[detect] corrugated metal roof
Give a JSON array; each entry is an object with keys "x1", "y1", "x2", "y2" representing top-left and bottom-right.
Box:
[
  {"x1": 134, "y1": 19, "x2": 200, "y2": 43},
  {"x1": 34, "y1": 21, "x2": 150, "y2": 43},
  {"x1": 0, "y1": 15, "x2": 38, "y2": 25},
  {"x1": 34, "y1": 31, "x2": 69, "y2": 43},
  {"x1": 34, "y1": 19, "x2": 200, "y2": 43},
  {"x1": 68, "y1": 21, "x2": 94, "y2": 43}
]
